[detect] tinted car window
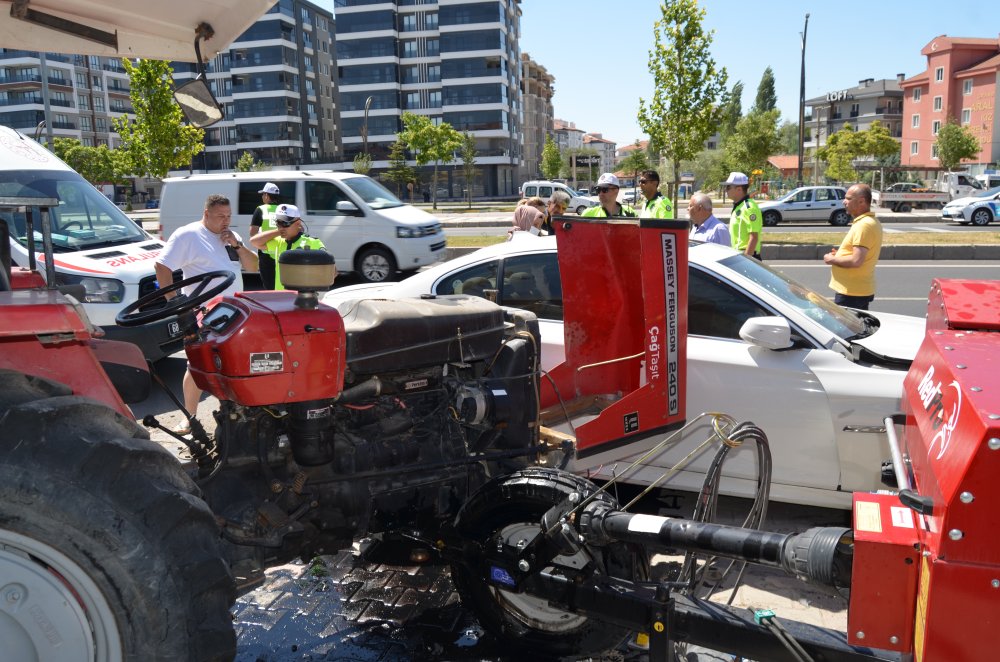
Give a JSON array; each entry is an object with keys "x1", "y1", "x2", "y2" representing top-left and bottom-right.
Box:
[
  {"x1": 305, "y1": 181, "x2": 352, "y2": 215},
  {"x1": 792, "y1": 190, "x2": 812, "y2": 203},
  {"x1": 436, "y1": 260, "x2": 499, "y2": 297},
  {"x1": 500, "y1": 253, "x2": 563, "y2": 321},
  {"x1": 815, "y1": 188, "x2": 837, "y2": 202},
  {"x1": 688, "y1": 268, "x2": 770, "y2": 339}
]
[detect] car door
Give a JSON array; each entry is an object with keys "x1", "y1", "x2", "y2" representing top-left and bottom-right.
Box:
[
  {"x1": 781, "y1": 188, "x2": 816, "y2": 223},
  {"x1": 812, "y1": 187, "x2": 843, "y2": 221},
  {"x1": 666, "y1": 268, "x2": 841, "y2": 498},
  {"x1": 304, "y1": 180, "x2": 361, "y2": 267}
]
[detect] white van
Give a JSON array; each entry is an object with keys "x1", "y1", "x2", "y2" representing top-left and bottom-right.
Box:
[
  {"x1": 975, "y1": 173, "x2": 1000, "y2": 191},
  {"x1": 159, "y1": 172, "x2": 446, "y2": 283},
  {"x1": 0, "y1": 125, "x2": 182, "y2": 360},
  {"x1": 520, "y1": 180, "x2": 598, "y2": 215}
]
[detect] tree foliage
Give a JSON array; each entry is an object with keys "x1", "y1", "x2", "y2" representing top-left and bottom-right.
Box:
[
  {"x1": 540, "y1": 135, "x2": 562, "y2": 180},
  {"x1": 112, "y1": 59, "x2": 204, "y2": 178},
  {"x1": 353, "y1": 152, "x2": 373, "y2": 175},
  {"x1": 617, "y1": 142, "x2": 653, "y2": 199},
  {"x1": 52, "y1": 138, "x2": 126, "y2": 185},
  {"x1": 384, "y1": 140, "x2": 416, "y2": 198},
  {"x1": 777, "y1": 121, "x2": 800, "y2": 155},
  {"x1": 234, "y1": 151, "x2": 268, "y2": 172},
  {"x1": 723, "y1": 109, "x2": 782, "y2": 177},
  {"x1": 460, "y1": 132, "x2": 478, "y2": 209},
  {"x1": 638, "y1": 0, "x2": 729, "y2": 200},
  {"x1": 718, "y1": 81, "x2": 743, "y2": 142},
  {"x1": 818, "y1": 121, "x2": 899, "y2": 183},
  {"x1": 752, "y1": 66, "x2": 777, "y2": 113},
  {"x1": 936, "y1": 121, "x2": 981, "y2": 172},
  {"x1": 398, "y1": 112, "x2": 463, "y2": 209}
]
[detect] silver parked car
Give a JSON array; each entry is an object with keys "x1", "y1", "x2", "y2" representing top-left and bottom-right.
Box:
[{"x1": 757, "y1": 186, "x2": 850, "y2": 226}]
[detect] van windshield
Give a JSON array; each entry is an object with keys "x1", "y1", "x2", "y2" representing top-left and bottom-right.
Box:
[
  {"x1": 1, "y1": 170, "x2": 149, "y2": 252},
  {"x1": 343, "y1": 177, "x2": 405, "y2": 210}
]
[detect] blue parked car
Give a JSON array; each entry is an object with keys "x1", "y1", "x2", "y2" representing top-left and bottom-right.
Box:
[{"x1": 145, "y1": 199, "x2": 160, "y2": 209}]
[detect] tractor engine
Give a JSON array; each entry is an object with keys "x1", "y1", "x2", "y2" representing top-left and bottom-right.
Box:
[{"x1": 184, "y1": 271, "x2": 542, "y2": 586}]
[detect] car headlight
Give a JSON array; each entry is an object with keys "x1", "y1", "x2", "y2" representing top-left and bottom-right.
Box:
[{"x1": 56, "y1": 273, "x2": 126, "y2": 303}]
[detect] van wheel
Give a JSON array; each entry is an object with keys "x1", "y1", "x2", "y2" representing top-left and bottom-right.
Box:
[
  {"x1": 356, "y1": 246, "x2": 397, "y2": 283},
  {"x1": 575, "y1": 205, "x2": 588, "y2": 215}
]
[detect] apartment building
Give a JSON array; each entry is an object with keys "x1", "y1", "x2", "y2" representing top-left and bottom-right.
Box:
[
  {"x1": 172, "y1": 0, "x2": 341, "y2": 170},
  {"x1": 584, "y1": 133, "x2": 617, "y2": 175},
  {"x1": 334, "y1": 0, "x2": 524, "y2": 197},
  {"x1": 520, "y1": 52, "x2": 554, "y2": 181},
  {"x1": 553, "y1": 118, "x2": 585, "y2": 152},
  {"x1": 900, "y1": 35, "x2": 1000, "y2": 171},
  {"x1": 805, "y1": 75, "x2": 906, "y2": 151}
]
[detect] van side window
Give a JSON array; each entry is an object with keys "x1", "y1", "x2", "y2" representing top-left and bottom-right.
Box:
[
  {"x1": 539, "y1": 186, "x2": 553, "y2": 197},
  {"x1": 305, "y1": 181, "x2": 352, "y2": 215},
  {"x1": 523, "y1": 186, "x2": 537, "y2": 197},
  {"x1": 237, "y1": 182, "x2": 294, "y2": 215}
]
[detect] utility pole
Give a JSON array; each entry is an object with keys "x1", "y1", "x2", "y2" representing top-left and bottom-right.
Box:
[{"x1": 797, "y1": 13, "x2": 810, "y2": 187}]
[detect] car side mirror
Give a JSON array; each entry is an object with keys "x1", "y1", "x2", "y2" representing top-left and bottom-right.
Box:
[
  {"x1": 739, "y1": 316, "x2": 793, "y2": 350},
  {"x1": 336, "y1": 200, "x2": 361, "y2": 215},
  {"x1": 173, "y1": 77, "x2": 223, "y2": 128}
]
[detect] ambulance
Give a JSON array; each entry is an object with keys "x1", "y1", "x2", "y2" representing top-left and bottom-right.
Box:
[{"x1": 1, "y1": 125, "x2": 181, "y2": 360}]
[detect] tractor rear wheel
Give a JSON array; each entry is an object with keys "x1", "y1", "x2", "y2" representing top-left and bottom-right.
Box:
[
  {"x1": 0, "y1": 371, "x2": 236, "y2": 661},
  {"x1": 451, "y1": 467, "x2": 648, "y2": 659}
]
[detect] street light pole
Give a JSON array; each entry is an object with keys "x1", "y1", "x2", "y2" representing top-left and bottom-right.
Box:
[
  {"x1": 362, "y1": 95, "x2": 373, "y2": 156},
  {"x1": 796, "y1": 13, "x2": 809, "y2": 187}
]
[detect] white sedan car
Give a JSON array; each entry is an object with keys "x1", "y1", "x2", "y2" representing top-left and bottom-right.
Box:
[
  {"x1": 941, "y1": 185, "x2": 1000, "y2": 225},
  {"x1": 323, "y1": 235, "x2": 925, "y2": 509}
]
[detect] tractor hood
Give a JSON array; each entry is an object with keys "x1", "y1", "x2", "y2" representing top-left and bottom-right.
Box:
[{"x1": 0, "y1": 0, "x2": 277, "y2": 62}]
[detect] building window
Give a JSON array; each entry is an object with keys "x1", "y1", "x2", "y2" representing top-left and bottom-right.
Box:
[
  {"x1": 935, "y1": 67, "x2": 944, "y2": 82},
  {"x1": 429, "y1": 90, "x2": 441, "y2": 108},
  {"x1": 428, "y1": 64, "x2": 440, "y2": 82},
  {"x1": 911, "y1": 114, "x2": 920, "y2": 128},
  {"x1": 405, "y1": 91, "x2": 420, "y2": 109},
  {"x1": 913, "y1": 88, "x2": 921, "y2": 102},
  {"x1": 94, "y1": 96, "x2": 104, "y2": 112},
  {"x1": 426, "y1": 13, "x2": 438, "y2": 30},
  {"x1": 933, "y1": 96, "x2": 942, "y2": 111},
  {"x1": 963, "y1": 79, "x2": 973, "y2": 95},
  {"x1": 931, "y1": 145, "x2": 939, "y2": 160},
  {"x1": 962, "y1": 108, "x2": 971, "y2": 125},
  {"x1": 401, "y1": 40, "x2": 418, "y2": 58},
  {"x1": 76, "y1": 72, "x2": 87, "y2": 86},
  {"x1": 96, "y1": 117, "x2": 106, "y2": 131},
  {"x1": 401, "y1": 14, "x2": 417, "y2": 32},
  {"x1": 932, "y1": 120, "x2": 941, "y2": 135},
  {"x1": 78, "y1": 94, "x2": 90, "y2": 110},
  {"x1": 910, "y1": 141, "x2": 919, "y2": 155},
  {"x1": 80, "y1": 116, "x2": 92, "y2": 131}
]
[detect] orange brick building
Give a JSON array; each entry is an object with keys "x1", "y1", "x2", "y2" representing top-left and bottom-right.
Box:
[{"x1": 900, "y1": 36, "x2": 1000, "y2": 170}]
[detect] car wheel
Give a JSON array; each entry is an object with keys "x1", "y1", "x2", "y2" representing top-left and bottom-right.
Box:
[
  {"x1": 898, "y1": 203, "x2": 912, "y2": 213},
  {"x1": 356, "y1": 246, "x2": 397, "y2": 283},
  {"x1": 830, "y1": 209, "x2": 851, "y2": 226},
  {"x1": 575, "y1": 205, "x2": 588, "y2": 215},
  {"x1": 762, "y1": 210, "x2": 781, "y2": 227},
  {"x1": 971, "y1": 208, "x2": 993, "y2": 226}
]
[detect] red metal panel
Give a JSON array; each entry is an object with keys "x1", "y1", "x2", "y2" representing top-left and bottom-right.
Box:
[
  {"x1": 926, "y1": 278, "x2": 1000, "y2": 331},
  {"x1": 901, "y1": 330, "x2": 1000, "y2": 563},
  {"x1": 542, "y1": 218, "x2": 688, "y2": 453},
  {"x1": 848, "y1": 492, "x2": 919, "y2": 652},
  {"x1": 187, "y1": 291, "x2": 345, "y2": 406}
]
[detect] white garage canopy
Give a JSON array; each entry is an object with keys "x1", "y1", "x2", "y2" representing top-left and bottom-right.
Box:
[{"x1": 0, "y1": 0, "x2": 277, "y2": 62}]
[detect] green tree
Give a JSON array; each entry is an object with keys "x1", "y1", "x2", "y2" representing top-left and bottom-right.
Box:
[
  {"x1": 460, "y1": 132, "x2": 478, "y2": 209},
  {"x1": 398, "y1": 112, "x2": 463, "y2": 210},
  {"x1": 936, "y1": 120, "x2": 981, "y2": 172},
  {"x1": 819, "y1": 121, "x2": 899, "y2": 183},
  {"x1": 638, "y1": 0, "x2": 729, "y2": 200},
  {"x1": 540, "y1": 135, "x2": 562, "y2": 180},
  {"x1": 234, "y1": 151, "x2": 267, "y2": 172},
  {"x1": 723, "y1": 108, "x2": 782, "y2": 178},
  {"x1": 53, "y1": 138, "x2": 126, "y2": 185},
  {"x1": 777, "y1": 121, "x2": 800, "y2": 154},
  {"x1": 353, "y1": 152, "x2": 373, "y2": 175},
  {"x1": 384, "y1": 140, "x2": 416, "y2": 198},
  {"x1": 112, "y1": 59, "x2": 204, "y2": 178},
  {"x1": 719, "y1": 81, "x2": 743, "y2": 142},
  {"x1": 616, "y1": 142, "x2": 653, "y2": 201},
  {"x1": 752, "y1": 66, "x2": 777, "y2": 113}
]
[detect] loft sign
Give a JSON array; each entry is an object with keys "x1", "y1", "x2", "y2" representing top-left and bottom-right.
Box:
[{"x1": 827, "y1": 89, "x2": 850, "y2": 102}]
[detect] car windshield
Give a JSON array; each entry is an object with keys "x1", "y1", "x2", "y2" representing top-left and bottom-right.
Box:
[
  {"x1": 343, "y1": 177, "x2": 405, "y2": 210},
  {"x1": 974, "y1": 185, "x2": 1000, "y2": 198},
  {"x1": 1, "y1": 170, "x2": 149, "y2": 253},
  {"x1": 717, "y1": 254, "x2": 867, "y2": 340}
]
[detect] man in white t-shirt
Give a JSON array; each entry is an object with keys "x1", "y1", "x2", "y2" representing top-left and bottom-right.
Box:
[{"x1": 155, "y1": 194, "x2": 258, "y2": 430}]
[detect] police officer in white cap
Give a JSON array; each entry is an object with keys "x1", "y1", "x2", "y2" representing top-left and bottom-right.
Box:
[
  {"x1": 724, "y1": 172, "x2": 763, "y2": 260},
  {"x1": 250, "y1": 182, "x2": 282, "y2": 288},
  {"x1": 582, "y1": 173, "x2": 637, "y2": 218}
]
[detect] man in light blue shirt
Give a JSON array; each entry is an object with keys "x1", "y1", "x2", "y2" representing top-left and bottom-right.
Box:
[{"x1": 688, "y1": 192, "x2": 731, "y2": 247}]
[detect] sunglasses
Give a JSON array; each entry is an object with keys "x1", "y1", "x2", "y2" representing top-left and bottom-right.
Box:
[
  {"x1": 638, "y1": 179, "x2": 649, "y2": 184},
  {"x1": 275, "y1": 218, "x2": 296, "y2": 228},
  {"x1": 596, "y1": 187, "x2": 618, "y2": 194}
]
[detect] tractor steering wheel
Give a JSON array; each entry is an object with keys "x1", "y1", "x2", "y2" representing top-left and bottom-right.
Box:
[{"x1": 115, "y1": 270, "x2": 235, "y2": 327}]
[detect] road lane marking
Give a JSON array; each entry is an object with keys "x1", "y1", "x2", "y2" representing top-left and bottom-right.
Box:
[{"x1": 911, "y1": 226, "x2": 952, "y2": 233}]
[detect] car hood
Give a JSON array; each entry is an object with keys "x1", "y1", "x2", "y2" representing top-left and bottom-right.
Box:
[
  {"x1": 944, "y1": 195, "x2": 982, "y2": 208},
  {"x1": 850, "y1": 310, "x2": 925, "y2": 364},
  {"x1": 322, "y1": 282, "x2": 395, "y2": 306},
  {"x1": 377, "y1": 204, "x2": 441, "y2": 227}
]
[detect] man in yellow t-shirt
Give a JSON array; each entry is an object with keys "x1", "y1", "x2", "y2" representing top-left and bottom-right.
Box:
[{"x1": 824, "y1": 183, "x2": 882, "y2": 310}]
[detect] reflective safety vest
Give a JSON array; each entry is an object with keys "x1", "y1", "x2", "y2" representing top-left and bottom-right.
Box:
[
  {"x1": 257, "y1": 203, "x2": 279, "y2": 232},
  {"x1": 266, "y1": 233, "x2": 328, "y2": 290},
  {"x1": 581, "y1": 203, "x2": 637, "y2": 218},
  {"x1": 730, "y1": 197, "x2": 763, "y2": 253},
  {"x1": 639, "y1": 193, "x2": 674, "y2": 219}
]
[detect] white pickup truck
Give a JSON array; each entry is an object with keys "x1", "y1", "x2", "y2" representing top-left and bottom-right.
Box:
[{"x1": 873, "y1": 173, "x2": 983, "y2": 212}]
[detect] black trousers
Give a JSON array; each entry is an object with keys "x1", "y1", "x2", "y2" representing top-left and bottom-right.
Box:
[{"x1": 834, "y1": 292, "x2": 875, "y2": 310}]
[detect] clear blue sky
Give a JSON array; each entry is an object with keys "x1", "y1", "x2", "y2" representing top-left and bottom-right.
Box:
[{"x1": 319, "y1": 0, "x2": 996, "y2": 147}]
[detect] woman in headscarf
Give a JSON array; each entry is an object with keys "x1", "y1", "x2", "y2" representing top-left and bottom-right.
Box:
[{"x1": 508, "y1": 204, "x2": 545, "y2": 239}]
